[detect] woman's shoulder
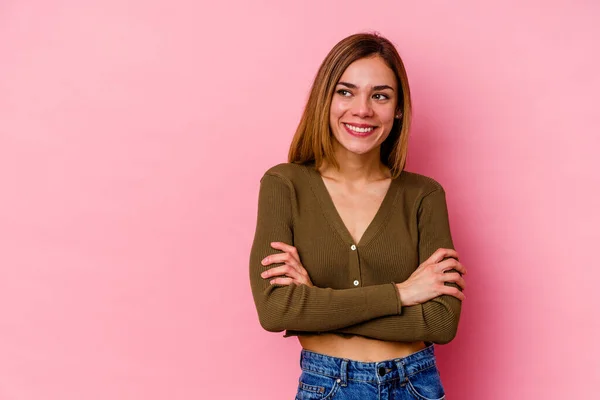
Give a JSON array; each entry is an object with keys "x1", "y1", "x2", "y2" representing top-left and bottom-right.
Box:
[
  {"x1": 398, "y1": 170, "x2": 446, "y2": 195},
  {"x1": 261, "y1": 162, "x2": 310, "y2": 183}
]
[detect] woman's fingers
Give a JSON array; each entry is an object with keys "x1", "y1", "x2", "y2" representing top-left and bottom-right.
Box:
[
  {"x1": 261, "y1": 265, "x2": 297, "y2": 280},
  {"x1": 261, "y1": 250, "x2": 299, "y2": 267},
  {"x1": 269, "y1": 277, "x2": 295, "y2": 286},
  {"x1": 441, "y1": 272, "x2": 466, "y2": 290},
  {"x1": 262, "y1": 265, "x2": 312, "y2": 287},
  {"x1": 425, "y1": 248, "x2": 459, "y2": 266},
  {"x1": 439, "y1": 284, "x2": 466, "y2": 301},
  {"x1": 435, "y1": 258, "x2": 467, "y2": 275},
  {"x1": 259, "y1": 243, "x2": 313, "y2": 287},
  {"x1": 270, "y1": 242, "x2": 300, "y2": 258}
]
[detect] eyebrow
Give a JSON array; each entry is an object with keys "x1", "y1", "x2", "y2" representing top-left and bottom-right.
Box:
[{"x1": 337, "y1": 81, "x2": 395, "y2": 91}]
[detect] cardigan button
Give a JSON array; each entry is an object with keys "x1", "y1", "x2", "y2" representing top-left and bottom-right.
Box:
[
  {"x1": 350, "y1": 244, "x2": 357, "y2": 250},
  {"x1": 353, "y1": 280, "x2": 359, "y2": 286}
]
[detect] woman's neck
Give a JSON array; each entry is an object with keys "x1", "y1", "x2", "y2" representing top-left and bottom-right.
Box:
[{"x1": 319, "y1": 145, "x2": 391, "y2": 183}]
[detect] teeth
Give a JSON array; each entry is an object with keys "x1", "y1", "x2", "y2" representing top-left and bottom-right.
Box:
[{"x1": 345, "y1": 124, "x2": 374, "y2": 133}]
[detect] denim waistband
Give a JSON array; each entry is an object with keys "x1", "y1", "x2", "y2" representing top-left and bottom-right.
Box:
[{"x1": 299, "y1": 343, "x2": 437, "y2": 385}]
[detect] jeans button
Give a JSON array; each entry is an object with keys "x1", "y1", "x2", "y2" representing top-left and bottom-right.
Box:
[{"x1": 378, "y1": 367, "x2": 386, "y2": 376}]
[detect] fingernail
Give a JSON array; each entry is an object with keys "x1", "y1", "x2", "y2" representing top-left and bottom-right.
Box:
[
  {"x1": 270, "y1": 280, "x2": 275, "y2": 285},
  {"x1": 261, "y1": 272, "x2": 266, "y2": 278},
  {"x1": 261, "y1": 258, "x2": 267, "y2": 265}
]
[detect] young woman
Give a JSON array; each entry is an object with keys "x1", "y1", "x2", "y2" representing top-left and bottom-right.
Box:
[{"x1": 249, "y1": 33, "x2": 467, "y2": 400}]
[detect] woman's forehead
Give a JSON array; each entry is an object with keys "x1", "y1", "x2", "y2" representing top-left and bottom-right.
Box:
[{"x1": 338, "y1": 56, "x2": 397, "y2": 88}]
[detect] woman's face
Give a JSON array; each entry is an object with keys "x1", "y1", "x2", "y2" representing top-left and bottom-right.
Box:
[{"x1": 329, "y1": 55, "x2": 398, "y2": 158}]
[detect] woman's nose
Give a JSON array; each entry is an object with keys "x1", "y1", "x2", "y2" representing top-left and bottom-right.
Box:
[{"x1": 351, "y1": 95, "x2": 373, "y2": 118}]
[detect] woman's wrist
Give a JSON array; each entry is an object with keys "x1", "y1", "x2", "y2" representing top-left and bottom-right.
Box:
[
  {"x1": 395, "y1": 282, "x2": 416, "y2": 307},
  {"x1": 395, "y1": 282, "x2": 407, "y2": 306}
]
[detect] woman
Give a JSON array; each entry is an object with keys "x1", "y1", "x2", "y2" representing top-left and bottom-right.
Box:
[{"x1": 249, "y1": 32, "x2": 467, "y2": 400}]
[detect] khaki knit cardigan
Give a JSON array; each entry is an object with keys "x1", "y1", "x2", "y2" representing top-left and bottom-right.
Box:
[{"x1": 249, "y1": 162, "x2": 462, "y2": 344}]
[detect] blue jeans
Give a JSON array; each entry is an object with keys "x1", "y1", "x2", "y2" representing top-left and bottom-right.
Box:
[{"x1": 296, "y1": 343, "x2": 445, "y2": 400}]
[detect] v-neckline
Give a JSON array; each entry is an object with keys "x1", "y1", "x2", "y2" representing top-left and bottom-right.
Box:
[{"x1": 305, "y1": 163, "x2": 400, "y2": 248}]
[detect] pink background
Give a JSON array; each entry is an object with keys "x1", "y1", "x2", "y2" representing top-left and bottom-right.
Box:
[{"x1": 1, "y1": 1, "x2": 598, "y2": 399}]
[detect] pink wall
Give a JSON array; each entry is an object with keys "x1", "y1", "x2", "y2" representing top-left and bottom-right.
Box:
[{"x1": 0, "y1": 1, "x2": 598, "y2": 398}]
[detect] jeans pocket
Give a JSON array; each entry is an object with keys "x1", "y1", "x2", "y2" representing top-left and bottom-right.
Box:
[
  {"x1": 295, "y1": 370, "x2": 340, "y2": 400},
  {"x1": 406, "y1": 364, "x2": 446, "y2": 400}
]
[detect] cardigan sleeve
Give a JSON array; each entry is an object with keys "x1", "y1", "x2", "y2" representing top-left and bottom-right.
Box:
[
  {"x1": 249, "y1": 172, "x2": 400, "y2": 333},
  {"x1": 332, "y1": 187, "x2": 463, "y2": 344}
]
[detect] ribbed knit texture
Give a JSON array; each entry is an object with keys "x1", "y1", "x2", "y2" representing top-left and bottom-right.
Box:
[{"x1": 249, "y1": 162, "x2": 462, "y2": 344}]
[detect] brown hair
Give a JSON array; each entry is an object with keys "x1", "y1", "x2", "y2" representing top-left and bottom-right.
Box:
[{"x1": 288, "y1": 32, "x2": 412, "y2": 179}]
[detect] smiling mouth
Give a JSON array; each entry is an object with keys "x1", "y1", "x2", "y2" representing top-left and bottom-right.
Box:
[{"x1": 343, "y1": 123, "x2": 377, "y2": 136}]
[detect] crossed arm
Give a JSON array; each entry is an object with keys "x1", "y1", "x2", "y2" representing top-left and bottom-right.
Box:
[
  {"x1": 249, "y1": 173, "x2": 464, "y2": 344},
  {"x1": 333, "y1": 185, "x2": 464, "y2": 344}
]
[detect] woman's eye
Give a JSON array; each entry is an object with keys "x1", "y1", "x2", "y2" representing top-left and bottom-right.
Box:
[
  {"x1": 373, "y1": 93, "x2": 389, "y2": 100},
  {"x1": 336, "y1": 89, "x2": 352, "y2": 96}
]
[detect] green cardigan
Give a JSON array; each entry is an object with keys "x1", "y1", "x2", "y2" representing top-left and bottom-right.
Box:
[{"x1": 249, "y1": 162, "x2": 462, "y2": 344}]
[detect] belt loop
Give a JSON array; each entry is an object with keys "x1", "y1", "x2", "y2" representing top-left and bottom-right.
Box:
[
  {"x1": 394, "y1": 359, "x2": 408, "y2": 384},
  {"x1": 339, "y1": 359, "x2": 349, "y2": 387}
]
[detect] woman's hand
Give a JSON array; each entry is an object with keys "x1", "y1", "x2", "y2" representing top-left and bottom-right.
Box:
[
  {"x1": 260, "y1": 242, "x2": 314, "y2": 287},
  {"x1": 396, "y1": 248, "x2": 467, "y2": 306}
]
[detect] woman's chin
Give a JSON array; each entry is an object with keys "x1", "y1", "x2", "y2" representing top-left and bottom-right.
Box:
[{"x1": 338, "y1": 144, "x2": 378, "y2": 156}]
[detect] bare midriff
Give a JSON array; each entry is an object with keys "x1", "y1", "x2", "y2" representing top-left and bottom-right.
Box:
[{"x1": 298, "y1": 333, "x2": 426, "y2": 362}]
